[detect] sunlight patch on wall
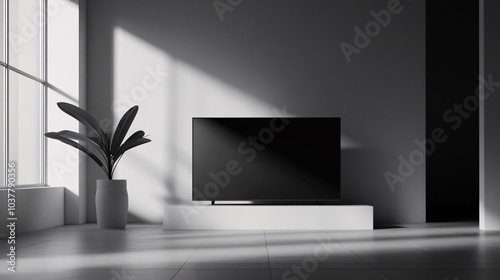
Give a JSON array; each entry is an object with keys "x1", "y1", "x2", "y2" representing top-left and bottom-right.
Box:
[
  {"x1": 47, "y1": 90, "x2": 79, "y2": 195},
  {"x1": 113, "y1": 27, "x2": 273, "y2": 221},
  {"x1": 113, "y1": 27, "x2": 171, "y2": 222}
]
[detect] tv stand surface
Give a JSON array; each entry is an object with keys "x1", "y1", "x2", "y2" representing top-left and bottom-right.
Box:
[
  {"x1": 163, "y1": 204, "x2": 373, "y2": 230},
  {"x1": 210, "y1": 201, "x2": 342, "y2": 205}
]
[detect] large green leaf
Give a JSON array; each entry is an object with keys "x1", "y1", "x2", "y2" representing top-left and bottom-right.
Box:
[
  {"x1": 114, "y1": 137, "x2": 151, "y2": 160},
  {"x1": 112, "y1": 130, "x2": 144, "y2": 161},
  {"x1": 45, "y1": 132, "x2": 105, "y2": 169},
  {"x1": 125, "y1": 130, "x2": 145, "y2": 143},
  {"x1": 57, "y1": 102, "x2": 108, "y2": 149},
  {"x1": 57, "y1": 130, "x2": 102, "y2": 149},
  {"x1": 111, "y1": 106, "x2": 138, "y2": 156},
  {"x1": 56, "y1": 130, "x2": 107, "y2": 160},
  {"x1": 108, "y1": 131, "x2": 144, "y2": 176}
]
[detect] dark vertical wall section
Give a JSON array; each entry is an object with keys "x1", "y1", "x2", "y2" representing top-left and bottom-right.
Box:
[
  {"x1": 86, "y1": 0, "x2": 115, "y2": 222},
  {"x1": 426, "y1": 1, "x2": 479, "y2": 222}
]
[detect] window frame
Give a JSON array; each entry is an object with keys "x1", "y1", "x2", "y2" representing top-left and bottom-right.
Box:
[{"x1": 1, "y1": 0, "x2": 74, "y2": 187}]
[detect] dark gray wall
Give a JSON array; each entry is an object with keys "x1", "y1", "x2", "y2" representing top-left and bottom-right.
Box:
[
  {"x1": 480, "y1": 0, "x2": 500, "y2": 230},
  {"x1": 87, "y1": 0, "x2": 425, "y2": 224}
]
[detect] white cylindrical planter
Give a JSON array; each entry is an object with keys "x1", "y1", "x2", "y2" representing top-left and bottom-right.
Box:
[{"x1": 96, "y1": 179, "x2": 128, "y2": 229}]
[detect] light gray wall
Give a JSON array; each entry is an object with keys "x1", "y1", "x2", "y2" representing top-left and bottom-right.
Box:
[
  {"x1": 480, "y1": 0, "x2": 500, "y2": 230},
  {"x1": 0, "y1": 187, "x2": 64, "y2": 235},
  {"x1": 45, "y1": 0, "x2": 86, "y2": 225},
  {"x1": 87, "y1": 0, "x2": 425, "y2": 224}
]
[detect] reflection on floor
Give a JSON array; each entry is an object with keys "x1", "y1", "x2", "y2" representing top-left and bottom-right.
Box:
[{"x1": 0, "y1": 222, "x2": 499, "y2": 280}]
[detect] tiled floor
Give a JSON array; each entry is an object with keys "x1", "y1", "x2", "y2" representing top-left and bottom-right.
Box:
[{"x1": 0, "y1": 222, "x2": 499, "y2": 279}]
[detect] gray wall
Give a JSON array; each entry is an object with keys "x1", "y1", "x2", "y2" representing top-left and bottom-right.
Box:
[
  {"x1": 480, "y1": 0, "x2": 500, "y2": 230},
  {"x1": 0, "y1": 187, "x2": 64, "y2": 235},
  {"x1": 87, "y1": 0, "x2": 425, "y2": 224}
]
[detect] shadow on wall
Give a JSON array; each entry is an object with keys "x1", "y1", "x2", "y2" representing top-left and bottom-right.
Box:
[{"x1": 87, "y1": 0, "x2": 425, "y2": 224}]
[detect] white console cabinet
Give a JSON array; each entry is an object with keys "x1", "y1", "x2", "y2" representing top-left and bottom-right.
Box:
[{"x1": 163, "y1": 205, "x2": 373, "y2": 230}]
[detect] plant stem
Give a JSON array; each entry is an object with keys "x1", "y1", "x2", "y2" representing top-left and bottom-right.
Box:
[{"x1": 107, "y1": 156, "x2": 113, "y2": 180}]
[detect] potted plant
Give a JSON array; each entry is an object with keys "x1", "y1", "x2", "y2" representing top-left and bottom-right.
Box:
[{"x1": 45, "y1": 103, "x2": 151, "y2": 229}]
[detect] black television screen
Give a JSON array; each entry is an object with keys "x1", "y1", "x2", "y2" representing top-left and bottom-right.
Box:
[{"x1": 192, "y1": 117, "x2": 341, "y2": 201}]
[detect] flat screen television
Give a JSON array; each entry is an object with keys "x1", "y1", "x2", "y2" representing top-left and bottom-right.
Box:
[{"x1": 192, "y1": 117, "x2": 341, "y2": 202}]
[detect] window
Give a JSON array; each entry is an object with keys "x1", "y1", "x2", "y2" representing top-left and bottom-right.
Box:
[
  {"x1": 1, "y1": 0, "x2": 78, "y2": 187},
  {"x1": 8, "y1": 0, "x2": 43, "y2": 79},
  {"x1": 1, "y1": 0, "x2": 7, "y2": 186},
  {"x1": 0, "y1": 0, "x2": 5, "y2": 62},
  {"x1": 8, "y1": 71, "x2": 43, "y2": 185},
  {"x1": 0, "y1": 67, "x2": 5, "y2": 186}
]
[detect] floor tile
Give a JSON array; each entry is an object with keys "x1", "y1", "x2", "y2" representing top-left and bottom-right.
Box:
[
  {"x1": 173, "y1": 269, "x2": 272, "y2": 280},
  {"x1": 271, "y1": 262, "x2": 373, "y2": 270},
  {"x1": 47, "y1": 269, "x2": 178, "y2": 280},
  {"x1": 181, "y1": 263, "x2": 269, "y2": 269},
  {"x1": 271, "y1": 269, "x2": 389, "y2": 280},
  {"x1": 378, "y1": 269, "x2": 492, "y2": 280},
  {"x1": 269, "y1": 256, "x2": 366, "y2": 264},
  {"x1": 188, "y1": 245, "x2": 269, "y2": 263},
  {"x1": 0, "y1": 271, "x2": 53, "y2": 280}
]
